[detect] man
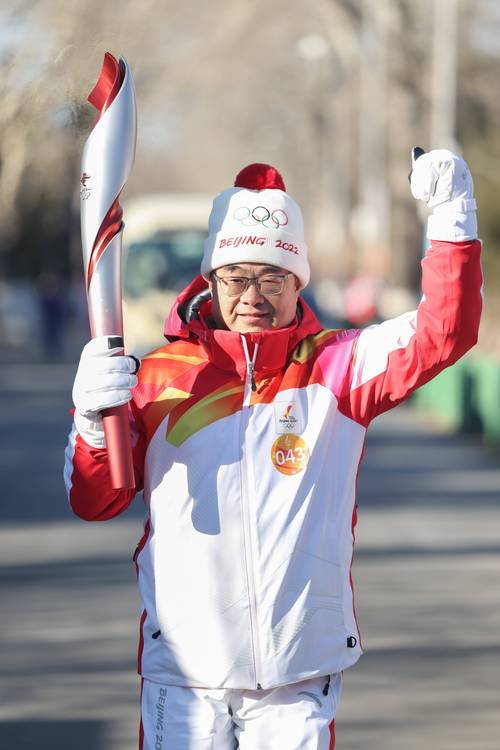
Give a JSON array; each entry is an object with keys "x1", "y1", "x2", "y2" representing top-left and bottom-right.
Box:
[{"x1": 64, "y1": 151, "x2": 482, "y2": 749}]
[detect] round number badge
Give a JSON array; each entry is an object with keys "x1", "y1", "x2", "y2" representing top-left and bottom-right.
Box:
[{"x1": 271, "y1": 434, "x2": 310, "y2": 475}]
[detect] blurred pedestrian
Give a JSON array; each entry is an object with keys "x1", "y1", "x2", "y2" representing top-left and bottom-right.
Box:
[
  {"x1": 37, "y1": 271, "x2": 67, "y2": 359},
  {"x1": 65, "y1": 151, "x2": 482, "y2": 749}
]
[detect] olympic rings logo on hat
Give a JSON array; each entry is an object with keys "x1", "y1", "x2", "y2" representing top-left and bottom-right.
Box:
[{"x1": 233, "y1": 205, "x2": 288, "y2": 229}]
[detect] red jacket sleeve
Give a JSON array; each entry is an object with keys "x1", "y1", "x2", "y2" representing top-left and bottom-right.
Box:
[
  {"x1": 338, "y1": 240, "x2": 483, "y2": 426},
  {"x1": 64, "y1": 401, "x2": 146, "y2": 521}
]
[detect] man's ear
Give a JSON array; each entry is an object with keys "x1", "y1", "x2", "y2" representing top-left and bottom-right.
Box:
[
  {"x1": 207, "y1": 273, "x2": 217, "y2": 300},
  {"x1": 208, "y1": 273, "x2": 219, "y2": 313}
]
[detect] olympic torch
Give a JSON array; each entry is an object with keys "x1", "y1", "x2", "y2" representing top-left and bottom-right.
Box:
[{"x1": 80, "y1": 52, "x2": 137, "y2": 489}]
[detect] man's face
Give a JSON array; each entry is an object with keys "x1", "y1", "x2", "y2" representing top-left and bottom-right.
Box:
[{"x1": 208, "y1": 263, "x2": 300, "y2": 333}]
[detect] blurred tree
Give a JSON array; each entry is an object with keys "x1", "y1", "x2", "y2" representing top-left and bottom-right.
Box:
[{"x1": 0, "y1": 0, "x2": 499, "y2": 358}]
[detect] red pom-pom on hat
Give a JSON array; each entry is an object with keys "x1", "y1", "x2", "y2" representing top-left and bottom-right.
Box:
[{"x1": 234, "y1": 163, "x2": 286, "y2": 192}]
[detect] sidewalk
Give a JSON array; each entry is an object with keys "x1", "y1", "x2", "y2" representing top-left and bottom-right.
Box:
[
  {"x1": 339, "y1": 407, "x2": 500, "y2": 750},
  {"x1": 0, "y1": 360, "x2": 499, "y2": 749}
]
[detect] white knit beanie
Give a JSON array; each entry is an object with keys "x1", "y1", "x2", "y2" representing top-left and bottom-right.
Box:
[{"x1": 201, "y1": 163, "x2": 310, "y2": 289}]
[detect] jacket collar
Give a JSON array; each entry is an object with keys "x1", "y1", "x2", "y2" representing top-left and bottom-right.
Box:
[{"x1": 164, "y1": 275, "x2": 322, "y2": 378}]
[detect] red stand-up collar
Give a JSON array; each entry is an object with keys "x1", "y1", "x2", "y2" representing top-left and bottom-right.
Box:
[
  {"x1": 199, "y1": 326, "x2": 295, "y2": 379},
  {"x1": 164, "y1": 275, "x2": 322, "y2": 378}
]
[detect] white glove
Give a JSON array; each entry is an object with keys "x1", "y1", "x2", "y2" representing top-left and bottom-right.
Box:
[
  {"x1": 72, "y1": 336, "x2": 140, "y2": 448},
  {"x1": 410, "y1": 147, "x2": 477, "y2": 241}
]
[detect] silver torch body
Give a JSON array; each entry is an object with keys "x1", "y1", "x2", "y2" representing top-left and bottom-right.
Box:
[{"x1": 80, "y1": 53, "x2": 137, "y2": 489}]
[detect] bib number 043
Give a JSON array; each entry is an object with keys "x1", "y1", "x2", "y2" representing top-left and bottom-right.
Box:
[{"x1": 271, "y1": 434, "x2": 309, "y2": 475}]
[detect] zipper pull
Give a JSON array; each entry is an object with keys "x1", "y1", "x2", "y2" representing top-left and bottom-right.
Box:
[
  {"x1": 248, "y1": 361, "x2": 257, "y2": 391},
  {"x1": 241, "y1": 336, "x2": 259, "y2": 392}
]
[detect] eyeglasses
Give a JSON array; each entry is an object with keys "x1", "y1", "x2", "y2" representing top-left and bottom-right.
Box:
[{"x1": 213, "y1": 273, "x2": 293, "y2": 297}]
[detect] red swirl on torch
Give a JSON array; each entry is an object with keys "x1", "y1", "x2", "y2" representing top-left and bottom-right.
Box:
[
  {"x1": 86, "y1": 200, "x2": 123, "y2": 291},
  {"x1": 80, "y1": 52, "x2": 137, "y2": 489}
]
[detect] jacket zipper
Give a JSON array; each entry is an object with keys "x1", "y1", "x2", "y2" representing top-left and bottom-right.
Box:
[
  {"x1": 241, "y1": 335, "x2": 258, "y2": 396},
  {"x1": 240, "y1": 336, "x2": 262, "y2": 688}
]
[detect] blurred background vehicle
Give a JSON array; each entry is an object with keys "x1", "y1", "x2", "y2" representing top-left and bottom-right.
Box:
[{"x1": 121, "y1": 193, "x2": 212, "y2": 354}]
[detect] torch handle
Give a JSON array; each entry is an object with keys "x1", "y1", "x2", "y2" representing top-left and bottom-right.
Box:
[{"x1": 102, "y1": 404, "x2": 135, "y2": 489}]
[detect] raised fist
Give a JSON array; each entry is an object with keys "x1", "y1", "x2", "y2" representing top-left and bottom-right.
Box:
[{"x1": 409, "y1": 147, "x2": 477, "y2": 241}]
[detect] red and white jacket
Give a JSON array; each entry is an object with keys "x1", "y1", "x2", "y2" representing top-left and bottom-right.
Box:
[{"x1": 64, "y1": 240, "x2": 482, "y2": 690}]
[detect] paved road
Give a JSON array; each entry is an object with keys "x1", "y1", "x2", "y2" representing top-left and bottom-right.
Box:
[{"x1": 0, "y1": 361, "x2": 499, "y2": 749}]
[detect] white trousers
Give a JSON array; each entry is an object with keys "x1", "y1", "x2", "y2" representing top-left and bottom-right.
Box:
[{"x1": 140, "y1": 674, "x2": 342, "y2": 750}]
